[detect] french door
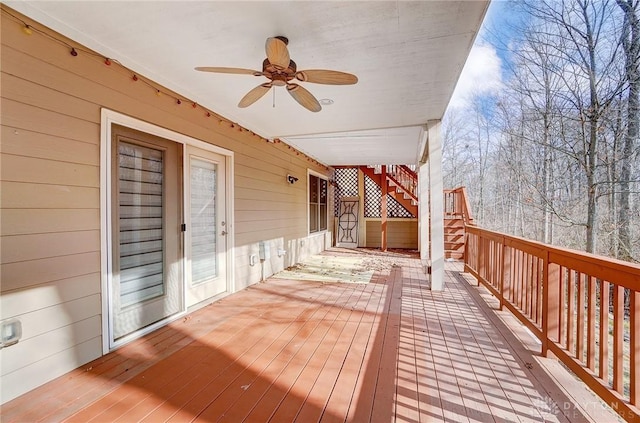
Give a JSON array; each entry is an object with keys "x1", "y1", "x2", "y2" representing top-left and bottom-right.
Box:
[
  {"x1": 185, "y1": 145, "x2": 228, "y2": 307},
  {"x1": 109, "y1": 124, "x2": 229, "y2": 345}
]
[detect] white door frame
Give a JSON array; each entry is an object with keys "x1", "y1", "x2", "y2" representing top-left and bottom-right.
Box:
[{"x1": 100, "y1": 108, "x2": 234, "y2": 353}]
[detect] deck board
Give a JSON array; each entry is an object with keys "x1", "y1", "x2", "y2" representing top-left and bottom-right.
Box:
[{"x1": 1, "y1": 249, "x2": 622, "y2": 423}]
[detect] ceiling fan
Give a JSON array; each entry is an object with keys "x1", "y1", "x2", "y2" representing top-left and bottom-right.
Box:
[{"x1": 195, "y1": 36, "x2": 358, "y2": 112}]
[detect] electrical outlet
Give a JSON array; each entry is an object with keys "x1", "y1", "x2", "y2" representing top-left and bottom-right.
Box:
[{"x1": 0, "y1": 319, "x2": 22, "y2": 348}]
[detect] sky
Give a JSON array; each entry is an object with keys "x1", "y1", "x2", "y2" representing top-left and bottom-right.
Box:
[{"x1": 447, "y1": 0, "x2": 522, "y2": 113}]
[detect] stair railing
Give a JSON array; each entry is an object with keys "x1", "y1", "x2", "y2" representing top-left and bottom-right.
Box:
[
  {"x1": 444, "y1": 186, "x2": 474, "y2": 225},
  {"x1": 387, "y1": 165, "x2": 418, "y2": 200}
]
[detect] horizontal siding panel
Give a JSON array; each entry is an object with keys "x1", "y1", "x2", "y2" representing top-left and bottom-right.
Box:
[
  {"x1": 13, "y1": 295, "x2": 101, "y2": 341},
  {"x1": 234, "y1": 173, "x2": 304, "y2": 193},
  {"x1": 235, "y1": 187, "x2": 300, "y2": 204},
  {"x1": 1, "y1": 98, "x2": 99, "y2": 144},
  {"x1": 1, "y1": 154, "x2": 99, "y2": 187},
  {"x1": 0, "y1": 336, "x2": 102, "y2": 404},
  {"x1": 235, "y1": 163, "x2": 302, "y2": 184},
  {"x1": 0, "y1": 315, "x2": 101, "y2": 376},
  {"x1": 235, "y1": 209, "x2": 306, "y2": 223},
  {"x1": 1, "y1": 182, "x2": 98, "y2": 209},
  {"x1": 235, "y1": 198, "x2": 305, "y2": 212},
  {"x1": 0, "y1": 126, "x2": 99, "y2": 165},
  {"x1": 1, "y1": 230, "x2": 99, "y2": 264},
  {"x1": 1, "y1": 209, "x2": 99, "y2": 236},
  {"x1": 234, "y1": 145, "x2": 305, "y2": 172},
  {"x1": 0, "y1": 273, "x2": 100, "y2": 317},
  {"x1": 235, "y1": 231, "x2": 302, "y2": 248},
  {"x1": 1, "y1": 251, "x2": 100, "y2": 292},
  {"x1": 1, "y1": 72, "x2": 99, "y2": 123},
  {"x1": 234, "y1": 218, "x2": 307, "y2": 235}
]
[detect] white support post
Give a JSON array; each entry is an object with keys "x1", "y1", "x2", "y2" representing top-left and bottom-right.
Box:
[
  {"x1": 427, "y1": 120, "x2": 445, "y2": 291},
  {"x1": 418, "y1": 161, "x2": 430, "y2": 264},
  {"x1": 357, "y1": 168, "x2": 366, "y2": 247}
]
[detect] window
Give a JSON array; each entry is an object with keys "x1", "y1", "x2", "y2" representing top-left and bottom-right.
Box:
[{"x1": 309, "y1": 174, "x2": 328, "y2": 233}]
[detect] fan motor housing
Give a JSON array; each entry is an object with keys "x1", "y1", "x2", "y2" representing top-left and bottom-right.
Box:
[{"x1": 263, "y1": 58, "x2": 297, "y2": 84}]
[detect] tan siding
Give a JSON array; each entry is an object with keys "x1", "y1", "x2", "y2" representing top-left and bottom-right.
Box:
[
  {"x1": 1, "y1": 71, "x2": 99, "y2": 123},
  {"x1": 0, "y1": 273, "x2": 100, "y2": 317},
  {"x1": 235, "y1": 187, "x2": 303, "y2": 205},
  {"x1": 0, "y1": 6, "x2": 330, "y2": 403},
  {"x1": 1, "y1": 209, "x2": 100, "y2": 236},
  {"x1": 0, "y1": 315, "x2": 102, "y2": 376},
  {"x1": 11, "y1": 295, "x2": 101, "y2": 341},
  {"x1": 1, "y1": 154, "x2": 99, "y2": 187},
  {"x1": 0, "y1": 252, "x2": 100, "y2": 292},
  {"x1": 2, "y1": 98, "x2": 100, "y2": 143},
  {"x1": 1, "y1": 126, "x2": 100, "y2": 165},
  {"x1": 365, "y1": 219, "x2": 418, "y2": 249},
  {"x1": 1, "y1": 231, "x2": 100, "y2": 264},
  {"x1": 1, "y1": 182, "x2": 99, "y2": 209},
  {"x1": 0, "y1": 337, "x2": 102, "y2": 404}
]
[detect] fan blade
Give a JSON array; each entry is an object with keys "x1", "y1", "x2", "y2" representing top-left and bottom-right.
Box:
[
  {"x1": 295, "y1": 69, "x2": 358, "y2": 85},
  {"x1": 287, "y1": 83, "x2": 321, "y2": 112},
  {"x1": 238, "y1": 83, "x2": 272, "y2": 108},
  {"x1": 265, "y1": 37, "x2": 290, "y2": 69},
  {"x1": 195, "y1": 67, "x2": 262, "y2": 76}
]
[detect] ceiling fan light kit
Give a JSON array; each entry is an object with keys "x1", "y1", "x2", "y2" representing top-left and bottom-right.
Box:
[{"x1": 195, "y1": 36, "x2": 358, "y2": 112}]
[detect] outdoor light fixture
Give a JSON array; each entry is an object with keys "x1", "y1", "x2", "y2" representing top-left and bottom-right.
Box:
[{"x1": 286, "y1": 174, "x2": 299, "y2": 184}]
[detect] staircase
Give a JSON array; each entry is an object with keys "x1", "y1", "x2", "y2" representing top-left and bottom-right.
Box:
[
  {"x1": 360, "y1": 165, "x2": 418, "y2": 217},
  {"x1": 443, "y1": 187, "x2": 474, "y2": 260},
  {"x1": 353, "y1": 166, "x2": 473, "y2": 260}
]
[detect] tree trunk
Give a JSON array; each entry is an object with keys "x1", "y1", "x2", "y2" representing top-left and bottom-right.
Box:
[{"x1": 616, "y1": 0, "x2": 639, "y2": 262}]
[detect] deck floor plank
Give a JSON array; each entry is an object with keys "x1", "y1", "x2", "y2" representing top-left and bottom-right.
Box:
[{"x1": 238, "y1": 285, "x2": 357, "y2": 423}]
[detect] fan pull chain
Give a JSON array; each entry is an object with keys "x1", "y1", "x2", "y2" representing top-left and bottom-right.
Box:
[{"x1": 272, "y1": 87, "x2": 276, "y2": 108}]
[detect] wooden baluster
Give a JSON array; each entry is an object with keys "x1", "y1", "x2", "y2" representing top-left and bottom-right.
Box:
[
  {"x1": 567, "y1": 270, "x2": 575, "y2": 357},
  {"x1": 631, "y1": 290, "x2": 639, "y2": 406},
  {"x1": 527, "y1": 253, "x2": 534, "y2": 317},
  {"x1": 534, "y1": 257, "x2": 541, "y2": 325},
  {"x1": 599, "y1": 280, "x2": 610, "y2": 383},
  {"x1": 559, "y1": 266, "x2": 566, "y2": 348},
  {"x1": 586, "y1": 275, "x2": 596, "y2": 371},
  {"x1": 612, "y1": 284, "x2": 624, "y2": 394},
  {"x1": 543, "y1": 255, "x2": 560, "y2": 356},
  {"x1": 478, "y1": 233, "x2": 485, "y2": 286},
  {"x1": 501, "y1": 241, "x2": 510, "y2": 309},
  {"x1": 515, "y1": 250, "x2": 521, "y2": 309},
  {"x1": 576, "y1": 273, "x2": 586, "y2": 363}
]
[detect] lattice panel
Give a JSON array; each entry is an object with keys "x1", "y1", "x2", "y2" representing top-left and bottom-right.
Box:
[
  {"x1": 334, "y1": 168, "x2": 359, "y2": 216},
  {"x1": 364, "y1": 175, "x2": 415, "y2": 218}
]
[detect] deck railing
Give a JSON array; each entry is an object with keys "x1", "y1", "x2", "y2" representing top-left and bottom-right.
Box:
[
  {"x1": 464, "y1": 225, "x2": 640, "y2": 421},
  {"x1": 444, "y1": 187, "x2": 474, "y2": 224}
]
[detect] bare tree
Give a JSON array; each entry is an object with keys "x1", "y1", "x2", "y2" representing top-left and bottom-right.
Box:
[{"x1": 521, "y1": 0, "x2": 625, "y2": 253}]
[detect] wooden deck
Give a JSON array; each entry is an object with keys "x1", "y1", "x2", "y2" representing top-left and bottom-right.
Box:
[{"x1": 1, "y1": 248, "x2": 621, "y2": 422}]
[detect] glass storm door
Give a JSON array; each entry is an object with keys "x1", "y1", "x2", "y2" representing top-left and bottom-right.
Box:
[
  {"x1": 111, "y1": 126, "x2": 183, "y2": 341},
  {"x1": 186, "y1": 145, "x2": 227, "y2": 307}
]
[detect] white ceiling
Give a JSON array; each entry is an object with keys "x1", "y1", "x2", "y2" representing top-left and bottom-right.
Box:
[{"x1": 8, "y1": 1, "x2": 489, "y2": 166}]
